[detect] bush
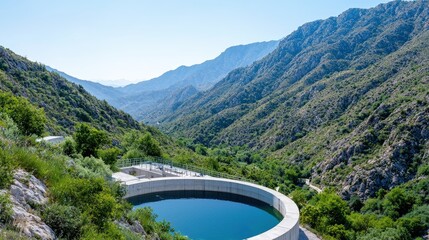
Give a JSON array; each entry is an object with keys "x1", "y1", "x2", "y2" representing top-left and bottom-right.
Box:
[
  {"x1": 0, "y1": 113, "x2": 20, "y2": 141},
  {"x1": 74, "y1": 123, "x2": 108, "y2": 157},
  {"x1": 0, "y1": 192, "x2": 12, "y2": 224},
  {"x1": 301, "y1": 189, "x2": 350, "y2": 235},
  {"x1": 398, "y1": 205, "x2": 429, "y2": 237},
  {"x1": 358, "y1": 227, "x2": 411, "y2": 240},
  {"x1": 97, "y1": 148, "x2": 120, "y2": 166},
  {"x1": 417, "y1": 164, "x2": 429, "y2": 176},
  {"x1": 122, "y1": 149, "x2": 144, "y2": 159},
  {"x1": 137, "y1": 133, "x2": 161, "y2": 157},
  {"x1": 0, "y1": 150, "x2": 14, "y2": 189},
  {"x1": 87, "y1": 192, "x2": 119, "y2": 229},
  {"x1": 51, "y1": 177, "x2": 123, "y2": 230},
  {"x1": 62, "y1": 137, "x2": 76, "y2": 156},
  {"x1": 0, "y1": 92, "x2": 46, "y2": 136},
  {"x1": 127, "y1": 207, "x2": 186, "y2": 239},
  {"x1": 381, "y1": 187, "x2": 414, "y2": 219},
  {"x1": 73, "y1": 156, "x2": 112, "y2": 179},
  {"x1": 42, "y1": 203, "x2": 83, "y2": 239},
  {"x1": 289, "y1": 188, "x2": 314, "y2": 209}
]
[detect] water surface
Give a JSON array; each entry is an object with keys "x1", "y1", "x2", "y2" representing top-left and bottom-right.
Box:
[{"x1": 129, "y1": 191, "x2": 283, "y2": 240}]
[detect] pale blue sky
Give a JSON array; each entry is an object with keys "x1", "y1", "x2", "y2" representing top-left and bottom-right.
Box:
[{"x1": 0, "y1": 0, "x2": 390, "y2": 86}]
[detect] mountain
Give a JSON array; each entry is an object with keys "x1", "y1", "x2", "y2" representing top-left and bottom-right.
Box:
[
  {"x1": 45, "y1": 66, "x2": 125, "y2": 105},
  {"x1": 119, "y1": 40, "x2": 279, "y2": 94},
  {"x1": 117, "y1": 40, "x2": 280, "y2": 122},
  {"x1": 160, "y1": 0, "x2": 429, "y2": 199},
  {"x1": 138, "y1": 85, "x2": 199, "y2": 124},
  {"x1": 0, "y1": 47, "x2": 139, "y2": 134},
  {"x1": 45, "y1": 41, "x2": 279, "y2": 122}
]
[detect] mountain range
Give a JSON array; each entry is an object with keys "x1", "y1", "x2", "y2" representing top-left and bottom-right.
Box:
[
  {"x1": 1, "y1": 1, "x2": 429, "y2": 239},
  {"x1": 48, "y1": 40, "x2": 279, "y2": 123},
  {"x1": 33, "y1": 0, "x2": 429, "y2": 200},
  {"x1": 159, "y1": 0, "x2": 429, "y2": 198}
]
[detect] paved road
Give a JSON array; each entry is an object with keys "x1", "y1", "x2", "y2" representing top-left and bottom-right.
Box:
[{"x1": 299, "y1": 226, "x2": 321, "y2": 240}]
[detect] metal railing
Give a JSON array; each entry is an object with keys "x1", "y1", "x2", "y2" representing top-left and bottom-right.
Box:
[{"x1": 117, "y1": 157, "x2": 257, "y2": 184}]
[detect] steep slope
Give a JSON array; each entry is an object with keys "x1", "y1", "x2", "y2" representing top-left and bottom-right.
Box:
[
  {"x1": 45, "y1": 41, "x2": 278, "y2": 122},
  {"x1": 45, "y1": 66, "x2": 124, "y2": 105},
  {"x1": 0, "y1": 46, "x2": 139, "y2": 134},
  {"x1": 118, "y1": 40, "x2": 279, "y2": 121},
  {"x1": 139, "y1": 85, "x2": 199, "y2": 124},
  {"x1": 161, "y1": 0, "x2": 429, "y2": 198}
]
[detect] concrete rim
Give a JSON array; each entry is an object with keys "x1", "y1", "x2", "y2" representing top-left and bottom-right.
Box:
[{"x1": 124, "y1": 177, "x2": 299, "y2": 240}]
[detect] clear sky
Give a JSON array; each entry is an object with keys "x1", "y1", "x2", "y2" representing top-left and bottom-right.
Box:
[{"x1": 0, "y1": 0, "x2": 390, "y2": 86}]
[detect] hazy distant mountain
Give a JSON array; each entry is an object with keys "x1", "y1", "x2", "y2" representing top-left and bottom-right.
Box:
[
  {"x1": 45, "y1": 66, "x2": 124, "y2": 105},
  {"x1": 47, "y1": 41, "x2": 279, "y2": 122},
  {"x1": 160, "y1": 0, "x2": 429, "y2": 199},
  {"x1": 119, "y1": 40, "x2": 279, "y2": 95}
]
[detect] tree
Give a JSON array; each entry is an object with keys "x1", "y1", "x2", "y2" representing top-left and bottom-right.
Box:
[
  {"x1": 74, "y1": 123, "x2": 108, "y2": 157},
  {"x1": 97, "y1": 148, "x2": 121, "y2": 166},
  {"x1": 0, "y1": 92, "x2": 46, "y2": 136},
  {"x1": 301, "y1": 189, "x2": 350, "y2": 235},
  {"x1": 62, "y1": 137, "x2": 76, "y2": 156},
  {"x1": 42, "y1": 203, "x2": 83, "y2": 239},
  {"x1": 382, "y1": 187, "x2": 414, "y2": 219},
  {"x1": 137, "y1": 133, "x2": 161, "y2": 157}
]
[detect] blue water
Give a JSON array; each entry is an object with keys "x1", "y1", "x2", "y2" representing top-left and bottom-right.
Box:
[{"x1": 129, "y1": 191, "x2": 282, "y2": 240}]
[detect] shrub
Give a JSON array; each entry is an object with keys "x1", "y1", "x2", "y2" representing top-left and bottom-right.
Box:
[
  {"x1": 0, "y1": 113, "x2": 20, "y2": 141},
  {"x1": 381, "y1": 187, "x2": 414, "y2": 219},
  {"x1": 0, "y1": 92, "x2": 46, "y2": 136},
  {"x1": 97, "y1": 148, "x2": 121, "y2": 166},
  {"x1": 62, "y1": 137, "x2": 76, "y2": 156},
  {"x1": 42, "y1": 203, "x2": 83, "y2": 239},
  {"x1": 73, "y1": 156, "x2": 112, "y2": 179},
  {"x1": 74, "y1": 123, "x2": 108, "y2": 157},
  {"x1": 0, "y1": 150, "x2": 14, "y2": 189},
  {"x1": 137, "y1": 133, "x2": 161, "y2": 157},
  {"x1": 398, "y1": 205, "x2": 429, "y2": 237},
  {"x1": 357, "y1": 227, "x2": 411, "y2": 240},
  {"x1": 0, "y1": 192, "x2": 12, "y2": 224},
  {"x1": 301, "y1": 189, "x2": 350, "y2": 235}
]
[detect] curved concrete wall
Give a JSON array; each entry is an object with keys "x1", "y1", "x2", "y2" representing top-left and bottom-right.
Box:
[{"x1": 124, "y1": 177, "x2": 299, "y2": 240}]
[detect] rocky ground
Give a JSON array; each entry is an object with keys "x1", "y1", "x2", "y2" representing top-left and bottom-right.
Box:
[{"x1": 0, "y1": 169, "x2": 55, "y2": 239}]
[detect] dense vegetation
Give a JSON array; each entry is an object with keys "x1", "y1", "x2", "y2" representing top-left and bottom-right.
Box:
[
  {"x1": 0, "y1": 46, "x2": 139, "y2": 135},
  {"x1": 1, "y1": 1, "x2": 429, "y2": 239},
  {"x1": 50, "y1": 41, "x2": 279, "y2": 124},
  {"x1": 296, "y1": 177, "x2": 429, "y2": 240},
  {"x1": 0, "y1": 93, "x2": 187, "y2": 240},
  {"x1": 161, "y1": 0, "x2": 429, "y2": 199}
]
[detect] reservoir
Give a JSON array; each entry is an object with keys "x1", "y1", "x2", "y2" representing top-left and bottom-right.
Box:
[{"x1": 129, "y1": 190, "x2": 283, "y2": 240}]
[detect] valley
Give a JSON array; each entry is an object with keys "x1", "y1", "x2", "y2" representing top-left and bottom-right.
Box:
[{"x1": 0, "y1": 1, "x2": 429, "y2": 240}]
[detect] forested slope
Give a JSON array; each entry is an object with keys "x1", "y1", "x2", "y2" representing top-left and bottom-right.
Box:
[
  {"x1": 0, "y1": 47, "x2": 139, "y2": 134},
  {"x1": 161, "y1": 0, "x2": 429, "y2": 198}
]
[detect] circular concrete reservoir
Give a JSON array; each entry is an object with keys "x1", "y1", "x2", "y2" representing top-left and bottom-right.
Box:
[{"x1": 124, "y1": 177, "x2": 299, "y2": 240}]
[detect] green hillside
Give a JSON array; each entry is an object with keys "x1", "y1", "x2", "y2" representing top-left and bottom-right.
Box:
[
  {"x1": 161, "y1": 0, "x2": 429, "y2": 198},
  {"x1": 0, "y1": 46, "x2": 139, "y2": 135}
]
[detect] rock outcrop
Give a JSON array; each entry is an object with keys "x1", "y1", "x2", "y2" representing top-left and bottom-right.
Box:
[{"x1": 7, "y1": 169, "x2": 55, "y2": 240}]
